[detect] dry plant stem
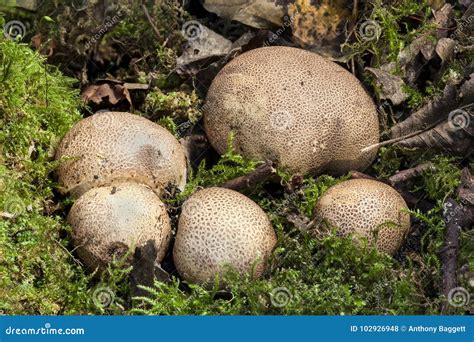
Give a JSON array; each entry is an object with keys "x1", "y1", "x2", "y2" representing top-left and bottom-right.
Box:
[
  {"x1": 220, "y1": 160, "x2": 276, "y2": 191},
  {"x1": 142, "y1": 3, "x2": 162, "y2": 41},
  {"x1": 440, "y1": 199, "x2": 465, "y2": 312},
  {"x1": 388, "y1": 162, "x2": 435, "y2": 186}
]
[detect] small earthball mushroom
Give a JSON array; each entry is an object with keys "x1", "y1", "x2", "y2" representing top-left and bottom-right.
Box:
[
  {"x1": 173, "y1": 187, "x2": 277, "y2": 285},
  {"x1": 56, "y1": 111, "x2": 187, "y2": 198},
  {"x1": 313, "y1": 179, "x2": 410, "y2": 255},
  {"x1": 68, "y1": 182, "x2": 171, "y2": 272},
  {"x1": 203, "y1": 46, "x2": 379, "y2": 176}
]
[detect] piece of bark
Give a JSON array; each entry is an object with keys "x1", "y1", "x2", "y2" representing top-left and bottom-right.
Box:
[
  {"x1": 202, "y1": 0, "x2": 285, "y2": 29},
  {"x1": 176, "y1": 24, "x2": 232, "y2": 72},
  {"x1": 388, "y1": 162, "x2": 435, "y2": 186},
  {"x1": 348, "y1": 170, "x2": 377, "y2": 180},
  {"x1": 440, "y1": 198, "x2": 473, "y2": 312},
  {"x1": 220, "y1": 160, "x2": 276, "y2": 191}
]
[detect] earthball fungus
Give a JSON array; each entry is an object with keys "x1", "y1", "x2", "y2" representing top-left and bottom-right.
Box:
[
  {"x1": 313, "y1": 179, "x2": 410, "y2": 255},
  {"x1": 68, "y1": 182, "x2": 172, "y2": 271},
  {"x1": 56, "y1": 111, "x2": 187, "y2": 198},
  {"x1": 203, "y1": 46, "x2": 379, "y2": 176},
  {"x1": 173, "y1": 187, "x2": 277, "y2": 285}
]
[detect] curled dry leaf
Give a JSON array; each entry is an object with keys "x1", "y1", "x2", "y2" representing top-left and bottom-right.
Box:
[
  {"x1": 176, "y1": 24, "x2": 233, "y2": 74},
  {"x1": 366, "y1": 67, "x2": 408, "y2": 105},
  {"x1": 388, "y1": 74, "x2": 474, "y2": 156},
  {"x1": 81, "y1": 83, "x2": 132, "y2": 107}
]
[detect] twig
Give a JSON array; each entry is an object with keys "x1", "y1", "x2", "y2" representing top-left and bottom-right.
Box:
[
  {"x1": 142, "y1": 3, "x2": 162, "y2": 41},
  {"x1": 220, "y1": 160, "x2": 276, "y2": 191},
  {"x1": 388, "y1": 162, "x2": 435, "y2": 186},
  {"x1": 440, "y1": 168, "x2": 473, "y2": 312},
  {"x1": 361, "y1": 129, "x2": 426, "y2": 153},
  {"x1": 348, "y1": 170, "x2": 376, "y2": 180}
]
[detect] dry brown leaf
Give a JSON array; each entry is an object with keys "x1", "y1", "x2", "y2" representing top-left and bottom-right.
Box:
[
  {"x1": 81, "y1": 83, "x2": 132, "y2": 107},
  {"x1": 366, "y1": 67, "x2": 408, "y2": 105}
]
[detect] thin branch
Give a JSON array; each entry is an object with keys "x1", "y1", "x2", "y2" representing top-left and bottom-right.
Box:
[{"x1": 220, "y1": 160, "x2": 276, "y2": 191}]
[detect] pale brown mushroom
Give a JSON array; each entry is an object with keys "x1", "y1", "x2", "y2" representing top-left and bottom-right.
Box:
[
  {"x1": 204, "y1": 46, "x2": 379, "y2": 176},
  {"x1": 173, "y1": 187, "x2": 277, "y2": 285},
  {"x1": 56, "y1": 111, "x2": 187, "y2": 198},
  {"x1": 313, "y1": 179, "x2": 411, "y2": 255}
]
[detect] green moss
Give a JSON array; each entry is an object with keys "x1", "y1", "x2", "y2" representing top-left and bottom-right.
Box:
[
  {"x1": 416, "y1": 157, "x2": 461, "y2": 202},
  {"x1": 132, "y1": 228, "x2": 423, "y2": 315},
  {"x1": 143, "y1": 89, "x2": 202, "y2": 123}
]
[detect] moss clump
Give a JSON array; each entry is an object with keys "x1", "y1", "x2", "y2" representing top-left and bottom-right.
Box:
[
  {"x1": 0, "y1": 30, "x2": 133, "y2": 314},
  {"x1": 143, "y1": 89, "x2": 202, "y2": 123},
  {"x1": 343, "y1": 0, "x2": 433, "y2": 66}
]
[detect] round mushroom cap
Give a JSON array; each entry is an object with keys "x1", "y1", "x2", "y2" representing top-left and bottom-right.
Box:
[
  {"x1": 56, "y1": 111, "x2": 187, "y2": 198},
  {"x1": 313, "y1": 179, "x2": 410, "y2": 255},
  {"x1": 204, "y1": 46, "x2": 379, "y2": 176},
  {"x1": 68, "y1": 182, "x2": 172, "y2": 272},
  {"x1": 173, "y1": 187, "x2": 277, "y2": 285}
]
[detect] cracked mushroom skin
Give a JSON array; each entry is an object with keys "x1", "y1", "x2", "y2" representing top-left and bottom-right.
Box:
[
  {"x1": 173, "y1": 187, "x2": 277, "y2": 285},
  {"x1": 203, "y1": 46, "x2": 379, "y2": 176},
  {"x1": 313, "y1": 179, "x2": 410, "y2": 255},
  {"x1": 68, "y1": 182, "x2": 171, "y2": 272},
  {"x1": 56, "y1": 111, "x2": 187, "y2": 198}
]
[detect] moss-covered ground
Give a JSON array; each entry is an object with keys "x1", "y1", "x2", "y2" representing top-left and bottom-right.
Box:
[{"x1": 0, "y1": 1, "x2": 472, "y2": 315}]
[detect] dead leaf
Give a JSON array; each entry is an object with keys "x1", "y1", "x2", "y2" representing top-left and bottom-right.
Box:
[
  {"x1": 176, "y1": 24, "x2": 232, "y2": 70},
  {"x1": 366, "y1": 67, "x2": 409, "y2": 105},
  {"x1": 435, "y1": 38, "x2": 455, "y2": 64}
]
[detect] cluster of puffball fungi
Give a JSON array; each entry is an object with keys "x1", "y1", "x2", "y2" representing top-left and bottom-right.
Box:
[{"x1": 56, "y1": 46, "x2": 410, "y2": 288}]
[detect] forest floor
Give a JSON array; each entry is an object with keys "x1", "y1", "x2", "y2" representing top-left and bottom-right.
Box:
[{"x1": 0, "y1": 0, "x2": 472, "y2": 315}]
